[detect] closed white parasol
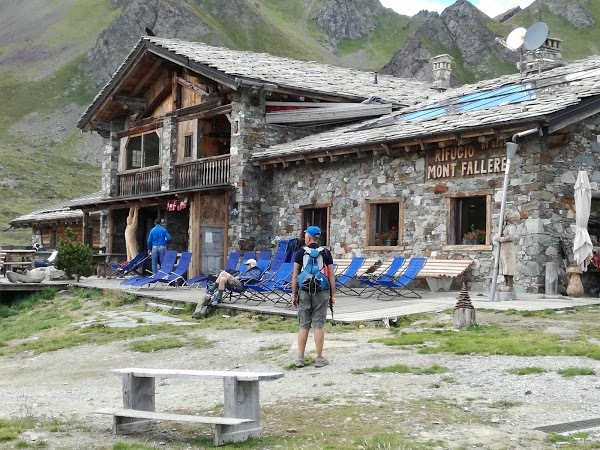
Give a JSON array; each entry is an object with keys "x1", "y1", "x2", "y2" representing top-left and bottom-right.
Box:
[{"x1": 573, "y1": 170, "x2": 593, "y2": 271}]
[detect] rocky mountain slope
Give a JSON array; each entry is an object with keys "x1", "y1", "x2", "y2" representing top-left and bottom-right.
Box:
[{"x1": 2, "y1": 0, "x2": 600, "y2": 245}]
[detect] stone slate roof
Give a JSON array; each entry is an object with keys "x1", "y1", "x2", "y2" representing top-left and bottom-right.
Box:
[
  {"x1": 252, "y1": 56, "x2": 600, "y2": 163},
  {"x1": 145, "y1": 37, "x2": 432, "y2": 103},
  {"x1": 9, "y1": 192, "x2": 103, "y2": 228},
  {"x1": 78, "y1": 37, "x2": 433, "y2": 129}
]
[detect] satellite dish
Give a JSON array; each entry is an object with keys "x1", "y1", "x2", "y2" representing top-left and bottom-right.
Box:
[
  {"x1": 506, "y1": 27, "x2": 526, "y2": 51},
  {"x1": 523, "y1": 22, "x2": 549, "y2": 51}
]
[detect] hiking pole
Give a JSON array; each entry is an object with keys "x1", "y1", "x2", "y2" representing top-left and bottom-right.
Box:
[{"x1": 329, "y1": 296, "x2": 335, "y2": 325}]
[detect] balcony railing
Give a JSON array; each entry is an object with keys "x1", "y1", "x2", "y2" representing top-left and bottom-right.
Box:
[
  {"x1": 117, "y1": 167, "x2": 162, "y2": 197},
  {"x1": 115, "y1": 155, "x2": 230, "y2": 197},
  {"x1": 175, "y1": 155, "x2": 230, "y2": 189}
]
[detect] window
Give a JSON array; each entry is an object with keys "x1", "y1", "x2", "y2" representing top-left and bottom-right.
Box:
[
  {"x1": 302, "y1": 206, "x2": 329, "y2": 245},
  {"x1": 446, "y1": 192, "x2": 491, "y2": 246},
  {"x1": 184, "y1": 134, "x2": 193, "y2": 158},
  {"x1": 125, "y1": 132, "x2": 160, "y2": 170},
  {"x1": 366, "y1": 199, "x2": 403, "y2": 247}
]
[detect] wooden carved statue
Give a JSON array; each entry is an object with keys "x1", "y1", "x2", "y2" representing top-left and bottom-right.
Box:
[
  {"x1": 494, "y1": 211, "x2": 519, "y2": 291},
  {"x1": 125, "y1": 206, "x2": 139, "y2": 261}
]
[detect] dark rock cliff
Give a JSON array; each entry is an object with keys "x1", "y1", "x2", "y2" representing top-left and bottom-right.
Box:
[
  {"x1": 381, "y1": 0, "x2": 517, "y2": 84},
  {"x1": 313, "y1": 0, "x2": 385, "y2": 49},
  {"x1": 85, "y1": 0, "x2": 210, "y2": 88}
]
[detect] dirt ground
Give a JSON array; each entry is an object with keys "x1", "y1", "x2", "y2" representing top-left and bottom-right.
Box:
[{"x1": 1, "y1": 307, "x2": 600, "y2": 449}]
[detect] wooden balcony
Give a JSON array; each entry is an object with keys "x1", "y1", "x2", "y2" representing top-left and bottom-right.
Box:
[
  {"x1": 175, "y1": 155, "x2": 230, "y2": 189},
  {"x1": 115, "y1": 156, "x2": 230, "y2": 197},
  {"x1": 117, "y1": 167, "x2": 162, "y2": 197}
]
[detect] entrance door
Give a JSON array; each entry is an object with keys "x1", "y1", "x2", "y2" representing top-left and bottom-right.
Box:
[{"x1": 201, "y1": 226, "x2": 224, "y2": 273}]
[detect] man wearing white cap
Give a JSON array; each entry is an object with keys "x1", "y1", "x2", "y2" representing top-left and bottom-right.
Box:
[
  {"x1": 207, "y1": 258, "x2": 262, "y2": 305},
  {"x1": 292, "y1": 225, "x2": 335, "y2": 368}
]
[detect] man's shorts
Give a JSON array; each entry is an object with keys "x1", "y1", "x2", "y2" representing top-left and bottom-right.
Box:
[
  {"x1": 298, "y1": 289, "x2": 329, "y2": 330},
  {"x1": 227, "y1": 275, "x2": 245, "y2": 291}
]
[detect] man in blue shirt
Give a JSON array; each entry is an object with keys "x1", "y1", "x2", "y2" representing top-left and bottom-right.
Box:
[{"x1": 147, "y1": 218, "x2": 171, "y2": 274}]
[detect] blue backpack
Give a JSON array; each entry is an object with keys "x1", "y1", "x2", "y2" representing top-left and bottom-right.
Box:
[{"x1": 297, "y1": 246, "x2": 330, "y2": 294}]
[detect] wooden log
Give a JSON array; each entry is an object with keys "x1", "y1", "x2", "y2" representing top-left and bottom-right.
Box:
[{"x1": 453, "y1": 308, "x2": 476, "y2": 330}]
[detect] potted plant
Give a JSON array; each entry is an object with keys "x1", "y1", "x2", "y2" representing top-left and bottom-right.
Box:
[
  {"x1": 378, "y1": 226, "x2": 398, "y2": 246},
  {"x1": 463, "y1": 230, "x2": 475, "y2": 245},
  {"x1": 473, "y1": 228, "x2": 486, "y2": 245}
]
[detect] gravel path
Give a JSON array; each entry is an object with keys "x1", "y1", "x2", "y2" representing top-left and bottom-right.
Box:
[{"x1": 1, "y1": 310, "x2": 600, "y2": 449}]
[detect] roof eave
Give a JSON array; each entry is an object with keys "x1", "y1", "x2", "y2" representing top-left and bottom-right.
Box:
[{"x1": 253, "y1": 120, "x2": 544, "y2": 169}]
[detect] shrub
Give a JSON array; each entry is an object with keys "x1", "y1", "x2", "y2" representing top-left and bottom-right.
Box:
[{"x1": 55, "y1": 227, "x2": 94, "y2": 280}]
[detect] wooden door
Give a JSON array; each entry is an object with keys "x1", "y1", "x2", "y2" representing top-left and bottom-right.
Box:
[{"x1": 201, "y1": 226, "x2": 224, "y2": 273}]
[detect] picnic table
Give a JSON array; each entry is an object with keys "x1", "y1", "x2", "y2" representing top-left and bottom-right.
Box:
[{"x1": 1, "y1": 249, "x2": 35, "y2": 275}]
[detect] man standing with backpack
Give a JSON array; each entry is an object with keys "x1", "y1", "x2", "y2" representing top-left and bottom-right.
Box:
[{"x1": 291, "y1": 226, "x2": 335, "y2": 368}]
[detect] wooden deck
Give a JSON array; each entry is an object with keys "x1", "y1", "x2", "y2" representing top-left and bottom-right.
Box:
[
  {"x1": 2, "y1": 276, "x2": 600, "y2": 323},
  {"x1": 71, "y1": 277, "x2": 600, "y2": 324}
]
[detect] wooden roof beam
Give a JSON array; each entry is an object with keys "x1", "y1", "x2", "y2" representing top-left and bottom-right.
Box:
[
  {"x1": 177, "y1": 77, "x2": 209, "y2": 98},
  {"x1": 139, "y1": 83, "x2": 171, "y2": 120},
  {"x1": 131, "y1": 58, "x2": 163, "y2": 96},
  {"x1": 91, "y1": 121, "x2": 111, "y2": 132},
  {"x1": 112, "y1": 95, "x2": 146, "y2": 112}
]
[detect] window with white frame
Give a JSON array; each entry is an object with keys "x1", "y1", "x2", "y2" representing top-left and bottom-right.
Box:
[
  {"x1": 125, "y1": 132, "x2": 160, "y2": 170},
  {"x1": 366, "y1": 199, "x2": 402, "y2": 247},
  {"x1": 446, "y1": 193, "x2": 491, "y2": 245}
]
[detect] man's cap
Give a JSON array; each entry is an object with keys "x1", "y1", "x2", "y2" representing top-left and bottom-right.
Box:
[
  {"x1": 304, "y1": 226, "x2": 321, "y2": 237},
  {"x1": 243, "y1": 258, "x2": 257, "y2": 267}
]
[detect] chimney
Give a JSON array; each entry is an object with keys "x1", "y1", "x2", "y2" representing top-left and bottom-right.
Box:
[
  {"x1": 431, "y1": 54, "x2": 454, "y2": 90},
  {"x1": 522, "y1": 36, "x2": 564, "y2": 75}
]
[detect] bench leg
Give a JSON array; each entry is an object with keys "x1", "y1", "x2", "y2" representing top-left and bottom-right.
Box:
[
  {"x1": 115, "y1": 374, "x2": 155, "y2": 434},
  {"x1": 426, "y1": 277, "x2": 453, "y2": 292},
  {"x1": 215, "y1": 377, "x2": 261, "y2": 445}
]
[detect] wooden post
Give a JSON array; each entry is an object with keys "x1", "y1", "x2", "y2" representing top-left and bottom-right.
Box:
[
  {"x1": 453, "y1": 282, "x2": 477, "y2": 330},
  {"x1": 217, "y1": 376, "x2": 262, "y2": 445},
  {"x1": 115, "y1": 373, "x2": 155, "y2": 434}
]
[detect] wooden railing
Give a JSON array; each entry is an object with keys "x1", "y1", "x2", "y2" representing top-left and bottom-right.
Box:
[
  {"x1": 175, "y1": 155, "x2": 230, "y2": 189},
  {"x1": 117, "y1": 167, "x2": 162, "y2": 197},
  {"x1": 116, "y1": 156, "x2": 230, "y2": 197}
]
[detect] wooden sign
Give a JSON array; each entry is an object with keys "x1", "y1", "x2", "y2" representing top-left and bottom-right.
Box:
[{"x1": 426, "y1": 139, "x2": 507, "y2": 180}]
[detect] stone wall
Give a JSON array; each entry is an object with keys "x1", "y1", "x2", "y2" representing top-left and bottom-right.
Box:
[
  {"x1": 229, "y1": 89, "x2": 318, "y2": 252},
  {"x1": 264, "y1": 114, "x2": 600, "y2": 293}
]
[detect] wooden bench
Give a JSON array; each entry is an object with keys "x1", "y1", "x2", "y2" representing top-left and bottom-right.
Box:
[
  {"x1": 95, "y1": 368, "x2": 284, "y2": 446},
  {"x1": 414, "y1": 259, "x2": 474, "y2": 292}
]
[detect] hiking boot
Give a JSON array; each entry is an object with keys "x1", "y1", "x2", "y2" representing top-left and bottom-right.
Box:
[
  {"x1": 314, "y1": 357, "x2": 329, "y2": 368},
  {"x1": 295, "y1": 356, "x2": 305, "y2": 368}
]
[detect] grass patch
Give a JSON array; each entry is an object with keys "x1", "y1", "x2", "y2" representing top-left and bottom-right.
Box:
[
  {"x1": 112, "y1": 443, "x2": 156, "y2": 450},
  {"x1": 507, "y1": 366, "x2": 548, "y2": 375},
  {"x1": 129, "y1": 337, "x2": 186, "y2": 352},
  {"x1": 189, "y1": 336, "x2": 214, "y2": 349},
  {"x1": 373, "y1": 323, "x2": 600, "y2": 360},
  {"x1": 490, "y1": 400, "x2": 522, "y2": 409},
  {"x1": 351, "y1": 364, "x2": 449, "y2": 375},
  {"x1": 557, "y1": 367, "x2": 596, "y2": 378},
  {"x1": 258, "y1": 343, "x2": 287, "y2": 351},
  {"x1": 0, "y1": 417, "x2": 37, "y2": 443}
]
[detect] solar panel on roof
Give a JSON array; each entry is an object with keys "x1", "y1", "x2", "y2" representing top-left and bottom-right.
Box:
[{"x1": 398, "y1": 83, "x2": 536, "y2": 122}]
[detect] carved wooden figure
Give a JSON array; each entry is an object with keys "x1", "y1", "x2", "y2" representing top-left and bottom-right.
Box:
[{"x1": 125, "y1": 207, "x2": 139, "y2": 261}]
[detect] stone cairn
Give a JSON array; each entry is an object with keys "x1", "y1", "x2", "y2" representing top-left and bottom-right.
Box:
[{"x1": 453, "y1": 282, "x2": 477, "y2": 330}]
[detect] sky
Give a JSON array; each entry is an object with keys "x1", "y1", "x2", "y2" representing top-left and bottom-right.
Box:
[{"x1": 380, "y1": 0, "x2": 535, "y2": 19}]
